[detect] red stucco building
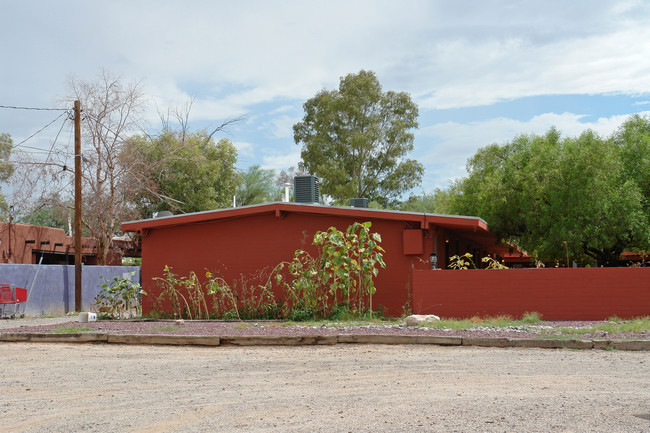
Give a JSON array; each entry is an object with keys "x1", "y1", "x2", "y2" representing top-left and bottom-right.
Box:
[
  {"x1": 122, "y1": 202, "x2": 509, "y2": 316},
  {"x1": 0, "y1": 222, "x2": 138, "y2": 265}
]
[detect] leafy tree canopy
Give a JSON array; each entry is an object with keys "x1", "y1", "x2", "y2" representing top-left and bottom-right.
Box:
[
  {"x1": 446, "y1": 121, "x2": 650, "y2": 266},
  {"x1": 17, "y1": 194, "x2": 71, "y2": 230},
  {"x1": 399, "y1": 185, "x2": 462, "y2": 215},
  {"x1": 612, "y1": 114, "x2": 650, "y2": 219},
  {"x1": 123, "y1": 129, "x2": 239, "y2": 217},
  {"x1": 235, "y1": 165, "x2": 278, "y2": 206},
  {"x1": 294, "y1": 70, "x2": 423, "y2": 207}
]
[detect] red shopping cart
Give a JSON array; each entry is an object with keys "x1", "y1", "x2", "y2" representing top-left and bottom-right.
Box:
[{"x1": 0, "y1": 284, "x2": 27, "y2": 319}]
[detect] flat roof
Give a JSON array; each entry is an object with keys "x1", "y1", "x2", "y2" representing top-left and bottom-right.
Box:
[{"x1": 121, "y1": 202, "x2": 490, "y2": 235}]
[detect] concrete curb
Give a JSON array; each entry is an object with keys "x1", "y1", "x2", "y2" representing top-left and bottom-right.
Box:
[
  {"x1": 1, "y1": 333, "x2": 649, "y2": 350},
  {"x1": 108, "y1": 334, "x2": 221, "y2": 346},
  {"x1": 0, "y1": 332, "x2": 108, "y2": 343}
]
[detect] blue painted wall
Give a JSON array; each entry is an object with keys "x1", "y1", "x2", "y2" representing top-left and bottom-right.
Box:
[{"x1": 0, "y1": 264, "x2": 141, "y2": 316}]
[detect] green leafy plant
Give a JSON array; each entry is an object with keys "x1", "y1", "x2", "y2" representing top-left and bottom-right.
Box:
[
  {"x1": 272, "y1": 221, "x2": 386, "y2": 320},
  {"x1": 93, "y1": 271, "x2": 145, "y2": 319},
  {"x1": 152, "y1": 266, "x2": 209, "y2": 319},
  {"x1": 448, "y1": 253, "x2": 476, "y2": 269},
  {"x1": 205, "y1": 269, "x2": 280, "y2": 320},
  {"x1": 481, "y1": 256, "x2": 509, "y2": 269},
  {"x1": 448, "y1": 253, "x2": 509, "y2": 270},
  {"x1": 521, "y1": 311, "x2": 543, "y2": 323}
]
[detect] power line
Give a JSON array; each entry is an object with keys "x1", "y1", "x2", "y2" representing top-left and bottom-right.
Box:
[
  {"x1": 44, "y1": 113, "x2": 70, "y2": 165},
  {"x1": 12, "y1": 111, "x2": 68, "y2": 148},
  {"x1": 0, "y1": 104, "x2": 67, "y2": 111},
  {"x1": 10, "y1": 160, "x2": 69, "y2": 169}
]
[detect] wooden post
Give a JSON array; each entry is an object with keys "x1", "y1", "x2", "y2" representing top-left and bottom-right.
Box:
[{"x1": 74, "y1": 100, "x2": 82, "y2": 313}]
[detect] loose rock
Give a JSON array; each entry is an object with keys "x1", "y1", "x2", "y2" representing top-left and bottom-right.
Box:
[{"x1": 405, "y1": 314, "x2": 440, "y2": 326}]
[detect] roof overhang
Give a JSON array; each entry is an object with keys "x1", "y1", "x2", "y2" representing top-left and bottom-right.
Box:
[{"x1": 121, "y1": 202, "x2": 491, "y2": 237}]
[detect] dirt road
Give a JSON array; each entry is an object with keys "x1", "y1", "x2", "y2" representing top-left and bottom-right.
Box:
[{"x1": 1, "y1": 343, "x2": 649, "y2": 432}]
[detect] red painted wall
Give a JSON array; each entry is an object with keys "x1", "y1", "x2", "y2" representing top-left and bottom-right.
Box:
[
  {"x1": 140, "y1": 211, "x2": 430, "y2": 316},
  {"x1": 412, "y1": 268, "x2": 650, "y2": 320}
]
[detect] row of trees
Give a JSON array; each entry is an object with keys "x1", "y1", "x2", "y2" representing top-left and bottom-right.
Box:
[
  {"x1": 0, "y1": 71, "x2": 423, "y2": 263},
  {"x1": 403, "y1": 115, "x2": 650, "y2": 266},
  {"x1": 4, "y1": 68, "x2": 647, "y2": 267},
  {"x1": 1, "y1": 69, "x2": 425, "y2": 264}
]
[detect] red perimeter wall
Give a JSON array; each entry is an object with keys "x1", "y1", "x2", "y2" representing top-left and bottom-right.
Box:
[{"x1": 412, "y1": 268, "x2": 650, "y2": 320}]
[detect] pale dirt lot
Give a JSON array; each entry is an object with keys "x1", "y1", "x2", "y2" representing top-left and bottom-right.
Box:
[{"x1": 1, "y1": 343, "x2": 649, "y2": 432}]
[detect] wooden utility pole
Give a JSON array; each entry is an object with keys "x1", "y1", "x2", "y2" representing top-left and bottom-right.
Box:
[{"x1": 74, "y1": 100, "x2": 82, "y2": 313}]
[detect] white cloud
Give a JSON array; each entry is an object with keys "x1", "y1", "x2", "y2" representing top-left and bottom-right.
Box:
[
  {"x1": 271, "y1": 105, "x2": 295, "y2": 115},
  {"x1": 261, "y1": 149, "x2": 302, "y2": 171},
  {"x1": 232, "y1": 140, "x2": 254, "y2": 158},
  {"x1": 5, "y1": 1, "x2": 650, "y2": 117},
  {"x1": 262, "y1": 114, "x2": 302, "y2": 139},
  {"x1": 4, "y1": 0, "x2": 650, "y2": 195}
]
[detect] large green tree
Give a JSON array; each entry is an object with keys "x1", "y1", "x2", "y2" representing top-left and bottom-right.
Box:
[
  {"x1": 613, "y1": 114, "x2": 650, "y2": 221},
  {"x1": 450, "y1": 125, "x2": 649, "y2": 266},
  {"x1": 123, "y1": 130, "x2": 239, "y2": 217},
  {"x1": 294, "y1": 70, "x2": 423, "y2": 206},
  {"x1": 0, "y1": 133, "x2": 14, "y2": 216},
  {"x1": 235, "y1": 165, "x2": 277, "y2": 206}
]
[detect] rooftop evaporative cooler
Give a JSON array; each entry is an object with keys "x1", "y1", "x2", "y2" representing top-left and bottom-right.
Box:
[
  {"x1": 294, "y1": 175, "x2": 320, "y2": 204},
  {"x1": 349, "y1": 198, "x2": 369, "y2": 208}
]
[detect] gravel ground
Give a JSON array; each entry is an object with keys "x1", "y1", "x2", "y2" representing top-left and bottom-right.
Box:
[
  {"x1": 1, "y1": 317, "x2": 649, "y2": 340},
  {"x1": 0, "y1": 343, "x2": 649, "y2": 432}
]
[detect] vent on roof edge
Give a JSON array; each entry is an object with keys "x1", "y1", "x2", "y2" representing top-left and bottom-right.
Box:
[
  {"x1": 154, "y1": 211, "x2": 173, "y2": 218},
  {"x1": 349, "y1": 198, "x2": 369, "y2": 208},
  {"x1": 294, "y1": 175, "x2": 320, "y2": 204}
]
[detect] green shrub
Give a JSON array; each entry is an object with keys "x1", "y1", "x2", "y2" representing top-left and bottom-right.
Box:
[{"x1": 94, "y1": 271, "x2": 145, "y2": 319}]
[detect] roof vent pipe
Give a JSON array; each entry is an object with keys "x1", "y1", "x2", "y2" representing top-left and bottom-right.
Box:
[{"x1": 283, "y1": 182, "x2": 291, "y2": 203}]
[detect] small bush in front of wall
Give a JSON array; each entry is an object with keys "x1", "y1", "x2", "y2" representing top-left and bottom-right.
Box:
[
  {"x1": 448, "y1": 253, "x2": 508, "y2": 269},
  {"x1": 152, "y1": 266, "x2": 210, "y2": 319},
  {"x1": 94, "y1": 271, "x2": 145, "y2": 319},
  {"x1": 205, "y1": 269, "x2": 281, "y2": 320}
]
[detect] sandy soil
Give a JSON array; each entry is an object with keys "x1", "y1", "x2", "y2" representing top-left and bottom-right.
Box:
[{"x1": 1, "y1": 343, "x2": 649, "y2": 432}]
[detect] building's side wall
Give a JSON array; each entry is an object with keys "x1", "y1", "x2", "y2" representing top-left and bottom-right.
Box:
[
  {"x1": 412, "y1": 268, "x2": 650, "y2": 320},
  {"x1": 141, "y1": 212, "x2": 431, "y2": 316},
  {"x1": 0, "y1": 264, "x2": 140, "y2": 315}
]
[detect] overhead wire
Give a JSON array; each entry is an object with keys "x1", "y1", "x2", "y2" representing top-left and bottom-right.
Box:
[
  {"x1": 12, "y1": 111, "x2": 69, "y2": 148},
  {"x1": 0, "y1": 104, "x2": 68, "y2": 111},
  {"x1": 5, "y1": 107, "x2": 75, "y2": 211},
  {"x1": 44, "y1": 112, "x2": 70, "y2": 165}
]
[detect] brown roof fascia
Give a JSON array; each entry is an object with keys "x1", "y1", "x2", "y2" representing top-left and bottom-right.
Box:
[{"x1": 121, "y1": 202, "x2": 490, "y2": 236}]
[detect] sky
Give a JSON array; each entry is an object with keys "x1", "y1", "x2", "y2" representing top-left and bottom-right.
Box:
[{"x1": 2, "y1": 0, "x2": 650, "y2": 207}]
